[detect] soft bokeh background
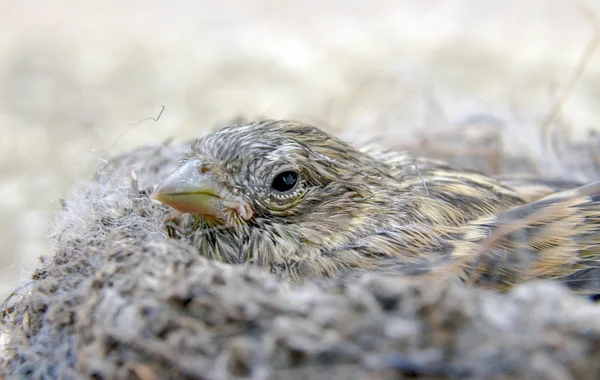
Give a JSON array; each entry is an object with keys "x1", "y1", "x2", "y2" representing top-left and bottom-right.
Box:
[{"x1": 1, "y1": 0, "x2": 600, "y2": 295}]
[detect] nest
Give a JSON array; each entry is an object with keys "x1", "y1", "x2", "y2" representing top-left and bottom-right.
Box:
[{"x1": 2, "y1": 125, "x2": 600, "y2": 379}]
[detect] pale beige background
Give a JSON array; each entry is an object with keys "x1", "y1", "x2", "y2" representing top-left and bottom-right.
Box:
[{"x1": 1, "y1": 0, "x2": 600, "y2": 295}]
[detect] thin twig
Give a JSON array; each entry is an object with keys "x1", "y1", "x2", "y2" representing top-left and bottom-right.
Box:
[{"x1": 540, "y1": 0, "x2": 600, "y2": 144}]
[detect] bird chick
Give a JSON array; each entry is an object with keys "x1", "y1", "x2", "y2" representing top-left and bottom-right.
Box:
[{"x1": 152, "y1": 120, "x2": 600, "y2": 294}]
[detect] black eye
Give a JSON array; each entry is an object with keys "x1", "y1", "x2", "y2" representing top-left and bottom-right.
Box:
[{"x1": 271, "y1": 171, "x2": 299, "y2": 193}]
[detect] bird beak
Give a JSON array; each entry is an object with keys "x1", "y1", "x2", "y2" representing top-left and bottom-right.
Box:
[{"x1": 151, "y1": 158, "x2": 224, "y2": 216}]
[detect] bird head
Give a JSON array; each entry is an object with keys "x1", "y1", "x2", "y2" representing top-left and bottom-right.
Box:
[
  {"x1": 151, "y1": 120, "x2": 408, "y2": 275},
  {"x1": 152, "y1": 120, "x2": 391, "y2": 227}
]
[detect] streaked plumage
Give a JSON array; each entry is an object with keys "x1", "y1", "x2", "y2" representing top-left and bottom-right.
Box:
[{"x1": 152, "y1": 120, "x2": 600, "y2": 294}]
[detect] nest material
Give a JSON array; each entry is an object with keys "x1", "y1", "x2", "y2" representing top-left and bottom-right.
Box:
[{"x1": 2, "y1": 128, "x2": 600, "y2": 379}]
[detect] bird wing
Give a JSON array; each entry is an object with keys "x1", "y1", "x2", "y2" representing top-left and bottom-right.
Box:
[
  {"x1": 328, "y1": 178, "x2": 600, "y2": 295},
  {"x1": 447, "y1": 181, "x2": 600, "y2": 294}
]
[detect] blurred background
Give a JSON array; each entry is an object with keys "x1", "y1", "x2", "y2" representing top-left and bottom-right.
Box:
[{"x1": 1, "y1": 0, "x2": 600, "y2": 295}]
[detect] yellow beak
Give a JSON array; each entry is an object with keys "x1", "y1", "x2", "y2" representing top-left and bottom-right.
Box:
[{"x1": 152, "y1": 158, "x2": 223, "y2": 216}]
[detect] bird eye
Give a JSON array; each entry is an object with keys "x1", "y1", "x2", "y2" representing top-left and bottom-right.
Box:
[{"x1": 271, "y1": 170, "x2": 299, "y2": 193}]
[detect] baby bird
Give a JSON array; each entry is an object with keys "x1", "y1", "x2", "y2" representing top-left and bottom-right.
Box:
[{"x1": 152, "y1": 120, "x2": 600, "y2": 294}]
